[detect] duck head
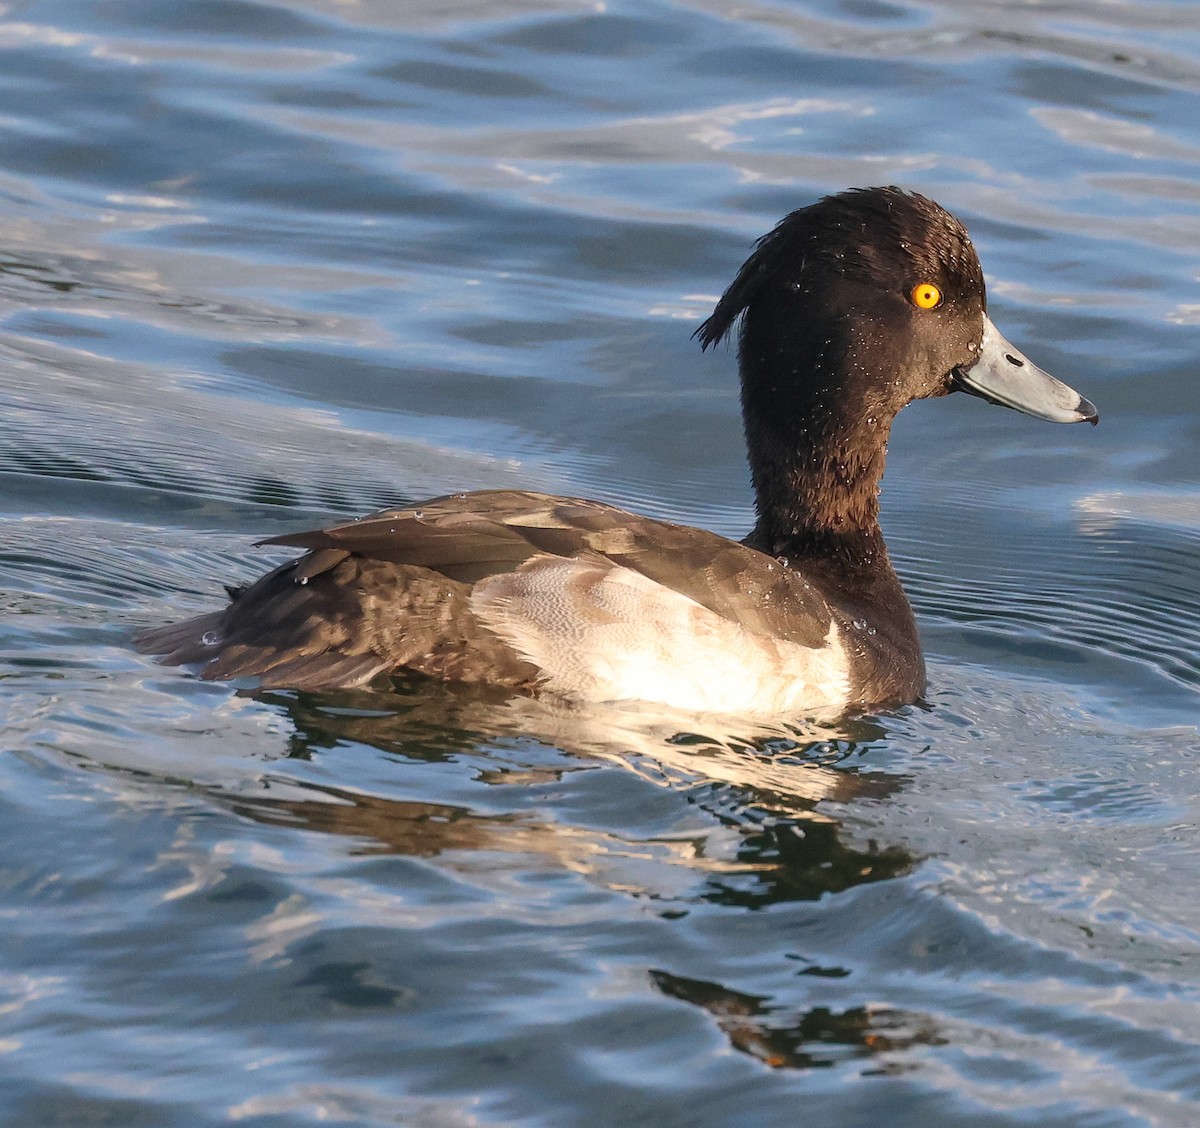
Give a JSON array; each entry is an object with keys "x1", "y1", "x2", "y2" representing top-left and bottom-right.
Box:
[{"x1": 696, "y1": 186, "x2": 1097, "y2": 547}]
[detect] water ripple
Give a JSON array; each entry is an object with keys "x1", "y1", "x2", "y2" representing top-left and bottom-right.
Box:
[{"x1": 2, "y1": 0, "x2": 1199, "y2": 1124}]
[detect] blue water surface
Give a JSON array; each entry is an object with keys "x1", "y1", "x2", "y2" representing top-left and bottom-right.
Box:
[{"x1": 2, "y1": 1, "x2": 1199, "y2": 1124}]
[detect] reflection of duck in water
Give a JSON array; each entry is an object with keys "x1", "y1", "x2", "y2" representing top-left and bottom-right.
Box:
[
  {"x1": 649, "y1": 970, "x2": 945, "y2": 1072},
  {"x1": 138, "y1": 187, "x2": 1096, "y2": 717},
  {"x1": 209, "y1": 679, "x2": 913, "y2": 907},
  {"x1": 199, "y1": 682, "x2": 926, "y2": 1075}
]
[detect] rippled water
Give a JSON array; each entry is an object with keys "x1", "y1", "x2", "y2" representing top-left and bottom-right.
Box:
[{"x1": 2, "y1": 1, "x2": 1199, "y2": 1124}]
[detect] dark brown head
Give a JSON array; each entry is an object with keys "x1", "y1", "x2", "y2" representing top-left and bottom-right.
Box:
[
  {"x1": 699, "y1": 188, "x2": 975, "y2": 417},
  {"x1": 696, "y1": 187, "x2": 1096, "y2": 547}
]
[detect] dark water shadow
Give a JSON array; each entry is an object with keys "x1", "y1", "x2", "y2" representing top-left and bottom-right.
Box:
[{"x1": 649, "y1": 969, "x2": 945, "y2": 1074}]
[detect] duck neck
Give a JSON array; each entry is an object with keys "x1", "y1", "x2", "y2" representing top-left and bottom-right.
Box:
[{"x1": 739, "y1": 354, "x2": 896, "y2": 570}]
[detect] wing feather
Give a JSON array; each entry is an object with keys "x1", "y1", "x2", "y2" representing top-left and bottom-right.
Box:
[
  {"x1": 138, "y1": 490, "x2": 833, "y2": 690},
  {"x1": 260, "y1": 490, "x2": 831, "y2": 648}
]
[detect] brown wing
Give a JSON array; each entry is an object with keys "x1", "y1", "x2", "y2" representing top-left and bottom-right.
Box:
[
  {"x1": 134, "y1": 551, "x2": 541, "y2": 689},
  {"x1": 136, "y1": 489, "x2": 832, "y2": 689},
  {"x1": 264, "y1": 490, "x2": 833, "y2": 647}
]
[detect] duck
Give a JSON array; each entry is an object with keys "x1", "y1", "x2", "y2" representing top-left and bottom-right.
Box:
[{"x1": 135, "y1": 186, "x2": 1098, "y2": 717}]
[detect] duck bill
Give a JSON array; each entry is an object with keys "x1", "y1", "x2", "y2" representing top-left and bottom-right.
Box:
[{"x1": 953, "y1": 315, "x2": 1098, "y2": 424}]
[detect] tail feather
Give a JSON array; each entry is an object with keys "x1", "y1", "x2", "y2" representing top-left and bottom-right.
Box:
[
  {"x1": 133, "y1": 612, "x2": 226, "y2": 667},
  {"x1": 134, "y1": 546, "x2": 536, "y2": 692},
  {"x1": 201, "y1": 644, "x2": 386, "y2": 688}
]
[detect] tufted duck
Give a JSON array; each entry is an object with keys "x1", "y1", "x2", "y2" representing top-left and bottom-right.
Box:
[{"x1": 136, "y1": 187, "x2": 1097, "y2": 716}]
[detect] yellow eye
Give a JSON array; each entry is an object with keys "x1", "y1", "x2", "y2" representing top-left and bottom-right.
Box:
[{"x1": 910, "y1": 282, "x2": 943, "y2": 309}]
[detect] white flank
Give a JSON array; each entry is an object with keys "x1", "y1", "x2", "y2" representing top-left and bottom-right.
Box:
[{"x1": 470, "y1": 557, "x2": 852, "y2": 717}]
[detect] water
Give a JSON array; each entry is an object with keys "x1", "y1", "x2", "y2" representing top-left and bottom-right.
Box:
[{"x1": 2, "y1": 1, "x2": 1199, "y2": 1124}]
